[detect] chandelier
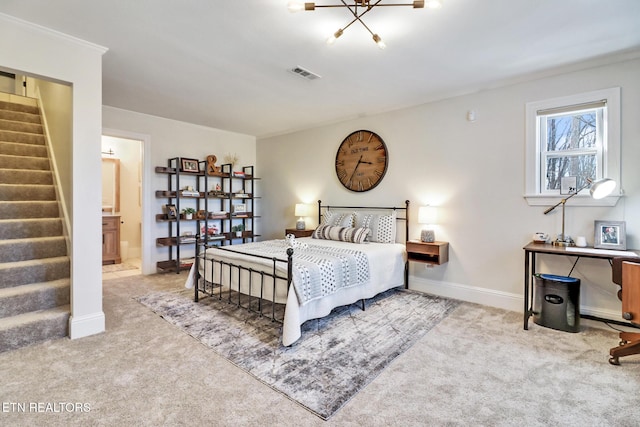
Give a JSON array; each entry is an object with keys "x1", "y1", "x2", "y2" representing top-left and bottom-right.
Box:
[{"x1": 288, "y1": 0, "x2": 443, "y2": 49}]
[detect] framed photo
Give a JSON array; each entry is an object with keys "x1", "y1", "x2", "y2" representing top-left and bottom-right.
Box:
[
  {"x1": 594, "y1": 220, "x2": 626, "y2": 250},
  {"x1": 560, "y1": 176, "x2": 577, "y2": 195},
  {"x1": 164, "y1": 204, "x2": 177, "y2": 219},
  {"x1": 180, "y1": 158, "x2": 200, "y2": 173},
  {"x1": 232, "y1": 204, "x2": 246, "y2": 213}
]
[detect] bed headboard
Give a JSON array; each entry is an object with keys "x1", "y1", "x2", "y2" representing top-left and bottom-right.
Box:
[{"x1": 317, "y1": 200, "x2": 410, "y2": 243}]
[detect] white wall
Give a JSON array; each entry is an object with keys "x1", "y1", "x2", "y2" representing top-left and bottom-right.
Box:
[
  {"x1": 257, "y1": 56, "x2": 640, "y2": 321},
  {"x1": 0, "y1": 13, "x2": 108, "y2": 339},
  {"x1": 102, "y1": 106, "x2": 256, "y2": 274}
]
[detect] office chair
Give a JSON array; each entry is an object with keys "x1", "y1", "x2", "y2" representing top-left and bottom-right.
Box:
[{"x1": 609, "y1": 260, "x2": 640, "y2": 365}]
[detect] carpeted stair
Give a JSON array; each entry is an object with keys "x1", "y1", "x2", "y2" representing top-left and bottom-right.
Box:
[{"x1": 0, "y1": 96, "x2": 70, "y2": 353}]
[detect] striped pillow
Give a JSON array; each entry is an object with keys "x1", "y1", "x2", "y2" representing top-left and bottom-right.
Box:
[{"x1": 312, "y1": 225, "x2": 370, "y2": 244}]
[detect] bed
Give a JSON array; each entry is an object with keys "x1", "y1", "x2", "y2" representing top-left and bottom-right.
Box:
[{"x1": 186, "y1": 200, "x2": 410, "y2": 346}]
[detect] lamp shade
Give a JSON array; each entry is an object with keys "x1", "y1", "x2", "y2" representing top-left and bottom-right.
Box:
[
  {"x1": 418, "y1": 206, "x2": 437, "y2": 224},
  {"x1": 295, "y1": 203, "x2": 310, "y2": 217},
  {"x1": 589, "y1": 178, "x2": 616, "y2": 200}
]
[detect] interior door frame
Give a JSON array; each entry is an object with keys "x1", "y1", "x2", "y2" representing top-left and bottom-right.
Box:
[{"x1": 102, "y1": 127, "x2": 152, "y2": 274}]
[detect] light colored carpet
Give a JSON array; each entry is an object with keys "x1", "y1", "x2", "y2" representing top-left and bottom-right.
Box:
[
  {"x1": 101, "y1": 263, "x2": 138, "y2": 273},
  {"x1": 0, "y1": 272, "x2": 639, "y2": 426},
  {"x1": 136, "y1": 287, "x2": 460, "y2": 420}
]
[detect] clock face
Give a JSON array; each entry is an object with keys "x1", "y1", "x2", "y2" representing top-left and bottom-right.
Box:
[{"x1": 335, "y1": 130, "x2": 388, "y2": 192}]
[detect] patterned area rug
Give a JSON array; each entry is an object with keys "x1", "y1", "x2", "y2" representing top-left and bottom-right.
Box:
[{"x1": 136, "y1": 287, "x2": 459, "y2": 420}]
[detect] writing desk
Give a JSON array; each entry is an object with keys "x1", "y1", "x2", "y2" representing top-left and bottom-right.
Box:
[{"x1": 523, "y1": 242, "x2": 640, "y2": 330}]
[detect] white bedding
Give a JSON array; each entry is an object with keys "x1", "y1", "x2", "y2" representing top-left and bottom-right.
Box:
[{"x1": 186, "y1": 237, "x2": 407, "y2": 346}]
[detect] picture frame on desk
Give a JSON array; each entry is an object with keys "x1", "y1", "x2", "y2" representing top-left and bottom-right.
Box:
[
  {"x1": 594, "y1": 220, "x2": 626, "y2": 250},
  {"x1": 180, "y1": 157, "x2": 200, "y2": 173}
]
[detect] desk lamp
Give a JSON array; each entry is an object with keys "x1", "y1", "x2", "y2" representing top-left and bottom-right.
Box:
[{"x1": 543, "y1": 178, "x2": 616, "y2": 246}]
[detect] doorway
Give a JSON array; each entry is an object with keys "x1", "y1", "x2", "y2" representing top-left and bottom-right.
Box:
[{"x1": 101, "y1": 133, "x2": 144, "y2": 277}]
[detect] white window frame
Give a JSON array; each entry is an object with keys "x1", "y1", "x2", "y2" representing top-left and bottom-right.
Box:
[{"x1": 524, "y1": 87, "x2": 621, "y2": 207}]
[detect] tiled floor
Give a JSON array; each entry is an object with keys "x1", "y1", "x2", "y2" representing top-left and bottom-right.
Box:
[{"x1": 102, "y1": 258, "x2": 142, "y2": 280}]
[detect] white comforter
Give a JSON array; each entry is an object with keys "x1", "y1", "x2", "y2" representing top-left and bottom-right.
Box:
[{"x1": 187, "y1": 237, "x2": 407, "y2": 346}]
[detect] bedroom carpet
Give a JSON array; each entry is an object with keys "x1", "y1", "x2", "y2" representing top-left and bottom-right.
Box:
[
  {"x1": 2, "y1": 272, "x2": 640, "y2": 426},
  {"x1": 136, "y1": 286, "x2": 460, "y2": 420}
]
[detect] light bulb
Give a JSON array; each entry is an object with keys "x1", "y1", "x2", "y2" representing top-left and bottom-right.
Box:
[
  {"x1": 327, "y1": 29, "x2": 343, "y2": 45},
  {"x1": 373, "y1": 34, "x2": 386, "y2": 49}
]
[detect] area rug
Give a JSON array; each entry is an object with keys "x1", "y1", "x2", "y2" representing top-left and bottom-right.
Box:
[{"x1": 136, "y1": 287, "x2": 460, "y2": 420}]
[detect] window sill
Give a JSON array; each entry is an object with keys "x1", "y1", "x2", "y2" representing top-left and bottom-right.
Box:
[{"x1": 524, "y1": 194, "x2": 622, "y2": 207}]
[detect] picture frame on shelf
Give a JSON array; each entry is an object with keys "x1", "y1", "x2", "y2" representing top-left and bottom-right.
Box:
[
  {"x1": 232, "y1": 204, "x2": 246, "y2": 213},
  {"x1": 180, "y1": 158, "x2": 200, "y2": 173},
  {"x1": 164, "y1": 204, "x2": 177, "y2": 219},
  {"x1": 594, "y1": 220, "x2": 626, "y2": 250}
]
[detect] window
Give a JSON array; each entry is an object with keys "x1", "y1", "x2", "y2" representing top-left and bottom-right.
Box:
[{"x1": 525, "y1": 88, "x2": 620, "y2": 206}]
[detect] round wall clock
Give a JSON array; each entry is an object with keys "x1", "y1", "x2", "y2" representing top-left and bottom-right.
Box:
[{"x1": 335, "y1": 130, "x2": 388, "y2": 192}]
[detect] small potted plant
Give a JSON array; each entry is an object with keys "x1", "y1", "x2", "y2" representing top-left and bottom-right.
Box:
[
  {"x1": 181, "y1": 207, "x2": 196, "y2": 220},
  {"x1": 231, "y1": 224, "x2": 244, "y2": 237}
]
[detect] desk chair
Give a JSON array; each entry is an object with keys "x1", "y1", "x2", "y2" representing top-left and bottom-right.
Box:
[{"x1": 609, "y1": 260, "x2": 640, "y2": 365}]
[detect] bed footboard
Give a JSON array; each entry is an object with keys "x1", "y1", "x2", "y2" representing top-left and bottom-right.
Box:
[{"x1": 193, "y1": 240, "x2": 294, "y2": 323}]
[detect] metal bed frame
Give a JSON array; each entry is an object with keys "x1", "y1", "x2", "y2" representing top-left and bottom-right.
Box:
[{"x1": 192, "y1": 200, "x2": 410, "y2": 323}]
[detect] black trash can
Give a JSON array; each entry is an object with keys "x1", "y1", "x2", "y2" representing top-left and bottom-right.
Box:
[{"x1": 532, "y1": 274, "x2": 580, "y2": 333}]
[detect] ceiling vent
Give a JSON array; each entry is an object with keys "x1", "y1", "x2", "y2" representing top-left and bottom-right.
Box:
[{"x1": 289, "y1": 66, "x2": 321, "y2": 81}]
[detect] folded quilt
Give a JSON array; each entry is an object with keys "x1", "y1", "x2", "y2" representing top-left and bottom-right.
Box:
[{"x1": 214, "y1": 239, "x2": 370, "y2": 305}]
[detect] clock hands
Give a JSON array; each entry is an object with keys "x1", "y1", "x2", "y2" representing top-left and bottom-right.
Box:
[
  {"x1": 347, "y1": 155, "x2": 363, "y2": 186},
  {"x1": 347, "y1": 156, "x2": 373, "y2": 188}
]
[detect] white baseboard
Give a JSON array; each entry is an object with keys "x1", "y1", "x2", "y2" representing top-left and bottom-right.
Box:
[
  {"x1": 409, "y1": 276, "x2": 623, "y2": 325},
  {"x1": 69, "y1": 312, "x2": 105, "y2": 339}
]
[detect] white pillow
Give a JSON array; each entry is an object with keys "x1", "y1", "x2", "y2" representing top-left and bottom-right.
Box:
[
  {"x1": 321, "y1": 210, "x2": 354, "y2": 228},
  {"x1": 312, "y1": 225, "x2": 370, "y2": 244},
  {"x1": 353, "y1": 211, "x2": 396, "y2": 243}
]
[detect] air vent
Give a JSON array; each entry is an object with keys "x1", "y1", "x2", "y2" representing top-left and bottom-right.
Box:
[{"x1": 289, "y1": 66, "x2": 321, "y2": 81}]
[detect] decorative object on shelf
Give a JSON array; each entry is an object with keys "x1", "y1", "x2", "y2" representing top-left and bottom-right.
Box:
[
  {"x1": 295, "y1": 203, "x2": 311, "y2": 230},
  {"x1": 181, "y1": 207, "x2": 196, "y2": 220},
  {"x1": 232, "y1": 224, "x2": 245, "y2": 237},
  {"x1": 335, "y1": 130, "x2": 388, "y2": 192},
  {"x1": 288, "y1": 0, "x2": 442, "y2": 49},
  {"x1": 180, "y1": 158, "x2": 200, "y2": 173},
  {"x1": 418, "y1": 205, "x2": 437, "y2": 243},
  {"x1": 224, "y1": 153, "x2": 238, "y2": 171},
  {"x1": 232, "y1": 204, "x2": 247, "y2": 213},
  {"x1": 180, "y1": 232, "x2": 196, "y2": 244},
  {"x1": 543, "y1": 177, "x2": 616, "y2": 247},
  {"x1": 206, "y1": 155, "x2": 221, "y2": 176},
  {"x1": 594, "y1": 220, "x2": 626, "y2": 250},
  {"x1": 196, "y1": 209, "x2": 207, "y2": 220},
  {"x1": 164, "y1": 204, "x2": 177, "y2": 219},
  {"x1": 201, "y1": 224, "x2": 219, "y2": 237}
]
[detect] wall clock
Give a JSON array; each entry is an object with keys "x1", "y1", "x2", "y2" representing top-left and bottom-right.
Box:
[{"x1": 335, "y1": 130, "x2": 388, "y2": 192}]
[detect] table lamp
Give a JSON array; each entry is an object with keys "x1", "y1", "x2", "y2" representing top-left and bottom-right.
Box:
[
  {"x1": 543, "y1": 177, "x2": 616, "y2": 246},
  {"x1": 295, "y1": 203, "x2": 310, "y2": 230},
  {"x1": 418, "y1": 206, "x2": 438, "y2": 243}
]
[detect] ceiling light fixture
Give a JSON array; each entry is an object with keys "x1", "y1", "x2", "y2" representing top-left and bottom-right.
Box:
[{"x1": 288, "y1": 0, "x2": 441, "y2": 48}]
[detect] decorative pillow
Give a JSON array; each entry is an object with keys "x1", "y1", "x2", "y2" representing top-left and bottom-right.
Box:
[
  {"x1": 353, "y1": 211, "x2": 396, "y2": 243},
  {"x1": 320, "y1": 210, "x2": 354, "y2": 228},
  {"x1": 312, "y1": 225, "x2": 370, "y2": 244}
]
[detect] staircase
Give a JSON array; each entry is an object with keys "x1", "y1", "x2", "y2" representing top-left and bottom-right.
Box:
[{"x1": 0, "y1": 95, "x2": 70, "y2": 353}]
